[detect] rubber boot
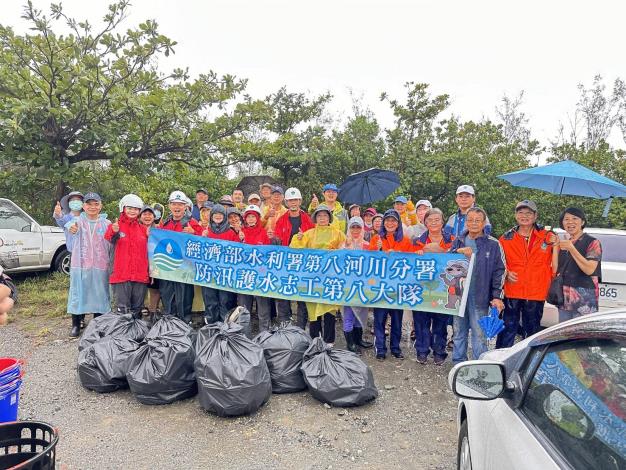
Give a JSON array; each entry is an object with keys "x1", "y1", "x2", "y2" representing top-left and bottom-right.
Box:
[
  {"x1": 353, "y1": 327, "x2": 373, "y2": 349},
  {"x1": 69, "y1": 315, "x2": 81, "y2": 338},
  {"x1": 344, "y1": 331, "x2": 359, "y2": 354}
]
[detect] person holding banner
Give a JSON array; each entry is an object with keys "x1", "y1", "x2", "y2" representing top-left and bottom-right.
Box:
[
  {"x1": 342, "y1": 216, "x2": 374, "y2": 353},
  {"x1": 290, "y1": 204, "x2": 346, "y2": 345},
  {"x1": 368, "y1": 209, "x2": 414, "y2": 360},
  {"x1": 412, "y1": 208, "x2": 455, "y2": 365},
  {"x1": 450, "y1": 207, "x2": 505, "y2": 363},
  {"x1": 158, "y1": 191, "x2": 203, "y2": 324},
  {"x1": 239, "y1": 205, "x2": 275, "y2": 331},
  {"x1": 274, "y1": 187, "x2": 314, "y2": 329},
  {"x1": 201, "y1": 204, "x2": 242, "y2": 324}
]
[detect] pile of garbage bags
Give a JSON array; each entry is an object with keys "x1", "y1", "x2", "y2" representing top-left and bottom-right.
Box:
[
  {"x1": 126, "y1": 315, "x2": 197, "y2": 405},
  {"x1": 301, "y1": 337, "x2": 378, "y2": 407},
  {"x1": 77, "y1": 313, "x2": 149, "y2": 392},
  {"x1": 194, "y1": 322, "x2": 271, "y2": 417},
  {"x1": 254, "y1": 323, "x2": 311, "y2": 393},
  {"x1": 77, "y1": 310, "x2": 378, "y2": 414}
]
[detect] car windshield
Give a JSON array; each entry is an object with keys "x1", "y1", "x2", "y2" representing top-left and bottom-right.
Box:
[{"x1": 591, "y1": 233, "x2": 626, "y2": 263}]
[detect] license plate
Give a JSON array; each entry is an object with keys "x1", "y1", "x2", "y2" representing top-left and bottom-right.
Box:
[{"x1": 599, "y1": 283, "x2": 626, "y2": 307}]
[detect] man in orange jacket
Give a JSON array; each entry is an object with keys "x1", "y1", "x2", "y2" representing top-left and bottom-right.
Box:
[{"x1": 496, "y1": 200, "x2": 557, "y2": 348}]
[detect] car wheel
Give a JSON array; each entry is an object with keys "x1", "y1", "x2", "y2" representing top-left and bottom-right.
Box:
[
  {"x1": 457, "y1": 420, "x2": 472, "y2": 470},
  {"x1": 53, "y1": 249, "x2": 71, "y2": 275}
]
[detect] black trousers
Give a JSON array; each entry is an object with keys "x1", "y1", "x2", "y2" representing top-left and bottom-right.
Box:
[
  {"x1": 159, "y1": 280, "x2": 194, "y2": 322},
  {"x1": 112, "y1": 281, "x2": 147, "y2": 314},
  {"x1": 496, "y1": 298, "x2": 544, "y2": 348},
  {"x1": 309, "y1": 312, "x2": 336, "y2": 344},
  {"x1": 201, "y1": 287, "x2": 236, "y2": 324}
]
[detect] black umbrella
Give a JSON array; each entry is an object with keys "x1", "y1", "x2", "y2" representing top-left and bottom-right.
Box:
[{"x1": 338, "y1": 168, "x2": 400, "y2": 205}]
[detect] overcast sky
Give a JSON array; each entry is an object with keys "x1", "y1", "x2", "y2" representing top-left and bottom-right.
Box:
[{"x1": 5, "y1": 0, "x2": 626, "y2": 148}]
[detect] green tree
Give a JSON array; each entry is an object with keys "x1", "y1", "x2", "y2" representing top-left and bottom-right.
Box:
[{"x1": 0, "y1": 1, "x2": 264, "y2": 215}]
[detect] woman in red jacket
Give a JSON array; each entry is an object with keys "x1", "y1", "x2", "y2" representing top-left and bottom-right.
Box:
[
  {"x1": 105, "y1": 194, "x2": 149, "y2": 318},
  {"x1": 239, "y1": 205, "x2": 274, "y2": 331},
  {"x1": 201, "y1": 204, "x2": 242, "y2": 324}
]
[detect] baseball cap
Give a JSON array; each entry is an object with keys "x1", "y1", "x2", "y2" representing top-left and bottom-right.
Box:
[
  {"x1": 219, "y1": 195, "x2": 234, "y2": 206},
  {"x1": 247, "y1": 193, "x2": 261, "y2": 202},
  {"x1": 168, "y1": 190, "x2": 187, "y2": 203},
  {"x1": 83, "y1": 192, "x2": 101, "y2": 202},
  {"x1": 284, "y1": 187, "x2": 302, "y2": 200},
  {"x1": 394, "y1": 196, "x2": 408, "y2": 204},
  {"x1": 259, "y1": 183, "x2": 273, "y2": 190},
  {"x1": 140, "y1": 205, "x2": 155, "y2": 215},
  {"x1": 201, "y1": 201, "x2": 214, "y2": 210},
  {"x1": 364, "y1": 207, "x2": 377, "y2": 216},
  {"x1": 456, "y1": 185, "x2": 475, "y2": 195},
  {"x1": 515, "y1": 199, "x2": 538, "y2": 213},
  {"x1": 271, "y1": 185, "x2": 284, "y2": 195},
  {"x1": 196, "y1": 188, "x2": 208, "y2": 195},
  {"x1": 415, "y1": 199, "x2": 432, "y2": 209},
  {"x1": 382, "y1": 209, "x2": 400, "y2": 221},
  {"x1": 322, "y1": 183, "x2": 338, "y2": 192}
]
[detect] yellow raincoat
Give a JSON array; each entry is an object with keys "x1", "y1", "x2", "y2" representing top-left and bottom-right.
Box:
[{"x1": 290, "y1": 226, "x2": 346, "y2": 321}]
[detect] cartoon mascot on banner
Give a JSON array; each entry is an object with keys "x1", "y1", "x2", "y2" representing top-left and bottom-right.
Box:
[{"x1": 440, "y1": 259, "x2": 469, "y2": 309}]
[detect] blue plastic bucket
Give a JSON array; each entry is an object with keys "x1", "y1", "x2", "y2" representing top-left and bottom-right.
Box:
[
  {"x1": 0, "y1": 358, "x2": 21, "y2": 386},
  {"x1": 0, "y1": 379, "x2": 22, "y2": 423}
]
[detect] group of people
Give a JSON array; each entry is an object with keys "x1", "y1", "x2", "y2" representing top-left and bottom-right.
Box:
[{"x1": 44, "y1": 181, "x2": 602, "y2": 366}]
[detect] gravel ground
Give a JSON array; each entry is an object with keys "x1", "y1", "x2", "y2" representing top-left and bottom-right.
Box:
[{"x1": 1, "y1": 316, "x2": 459, "y2": 470}]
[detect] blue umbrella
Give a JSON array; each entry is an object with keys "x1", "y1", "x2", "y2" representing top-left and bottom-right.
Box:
[
  {"x1": 338, "y1": 168, "x2": 400, "y2": 205},
  {"x1": 498, "y1": 160, "x2": 626, "y2": 217},
  {"x1": 498, "y1": 160, "x2": 626, "y2": 199},
  {"x1": 478, "y1": 306, "x2": 505, "y2": 340}
]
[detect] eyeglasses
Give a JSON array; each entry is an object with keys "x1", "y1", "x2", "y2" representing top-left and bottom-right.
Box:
[
  {"x1": 426, "y1": 219, "x2": 443, "y2": 225},
  {"x1": 466, "y1": 218, "x2": 484, "y2": 224},
  {"x1": 516, "y1": 211, "x2": 535, "y2": 217}
]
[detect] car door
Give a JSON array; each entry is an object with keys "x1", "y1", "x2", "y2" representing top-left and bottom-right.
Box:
[
  {"x1": 0, "y1": 199, "x2": 43, "y2": 269},
  {"x1": 488, "y1": 339, "x2": 626, "y2": 470}
]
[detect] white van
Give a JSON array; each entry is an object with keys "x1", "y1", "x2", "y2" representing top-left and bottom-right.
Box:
[
  {"x1": 0, "y1": 198, "x2": 70, "y2": 275},
  {"x1": 542, "y1": 227, "x2": 626, "y2": 326}
]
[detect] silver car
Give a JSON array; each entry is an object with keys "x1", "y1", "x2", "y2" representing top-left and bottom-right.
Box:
[
  {"x1": 449, "y1": 310, "x2": 625, "y2": 470},
  {"x1": 0, "y1": 198, "x2": 70, "y2": 275}
]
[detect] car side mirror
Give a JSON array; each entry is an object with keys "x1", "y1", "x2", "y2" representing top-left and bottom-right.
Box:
[
  {"x1": 450, "y1": 361, "x2": 506, "y2": 400},
  {"x1": 20, "y1": 224, "x2": 31, "y2": 233},
  {"x1": 542, "y1": 387, "x2": 595, "y2": 440}
]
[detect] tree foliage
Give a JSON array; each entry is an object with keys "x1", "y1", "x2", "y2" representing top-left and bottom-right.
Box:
[{"x1": 1, "y1": 2, "x2": 625, "y2": 232}]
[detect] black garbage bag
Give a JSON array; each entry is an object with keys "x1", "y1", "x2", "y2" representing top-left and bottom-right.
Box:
[
  {"x1": 254, "y1": 322, "x2": 311, "y2": 393},
  {"x1": 301, "y1": 337, "x2": 378, "y2": 407},
  {"x1": 126, "y1": 315, "x2": 197, "y2": 405},
  {"x1": 226, "y1": 306, "x2": 251, "y2": 339},
  {"x1": 78, "y1": 312, "x2": 123, "y2": 351},
  {"x1": 78, "y1": 337, "x2": 141, "y2": 393},
  {"x1": 194, "y1": 322, "x2": 271, "y2": 417},
  {"x1": 78, "y1": 313, "x2": 149, "y2": 352}
]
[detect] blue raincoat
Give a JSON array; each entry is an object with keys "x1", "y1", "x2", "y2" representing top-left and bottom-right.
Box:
[{"x1": 65, "y1": 213, "x2": 112, "y2": 315}]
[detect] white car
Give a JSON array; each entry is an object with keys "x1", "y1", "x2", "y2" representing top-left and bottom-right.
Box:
[
  {"x1": 0, "y1": 198, "x2": 70, "y2": 275},
  {"x1": 449, "y1": 310, "x2": 625, "y2": 470},
  {"x1": 542, "y1": 227, "x2": 626, "y2": 327}
]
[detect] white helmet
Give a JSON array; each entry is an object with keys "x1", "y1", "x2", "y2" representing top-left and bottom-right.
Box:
[
  {"x1": 243, "y1": 204, "x2": 262, "y2": 217},
  {"x1": 284, "y1": 187, "x2": 302, "y2": 201},
  {"x1": 184, "y1": 196, "x2": 193, "y2": 209},
  {"x1": 118, "y1": 194, "x2": 144, "y2": 213},
  {"x1": 168, "y1": 190, "x2": 187, "y2": 204}
]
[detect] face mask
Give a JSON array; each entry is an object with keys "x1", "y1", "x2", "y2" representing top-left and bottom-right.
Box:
[
  {"x1": 153, "y1": 210, "x2": 162, "y2": 220},
  {"x1": 69, "y1": 200, "x2": 83, "y2": 211}
]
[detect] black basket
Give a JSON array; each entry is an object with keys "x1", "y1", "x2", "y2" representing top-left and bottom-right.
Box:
[{"x1": 0, "y1": 421, "x2": 58, "y2": 470}]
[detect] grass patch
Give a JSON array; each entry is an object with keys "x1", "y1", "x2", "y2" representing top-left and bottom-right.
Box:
[{"x1": 13, "y1": 272, "x2": 69, "y2": 319}]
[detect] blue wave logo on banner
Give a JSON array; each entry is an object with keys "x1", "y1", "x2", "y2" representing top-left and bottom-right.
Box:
[{"x1": 153, "y1": 239, "x2": 183, "y2": 271}]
